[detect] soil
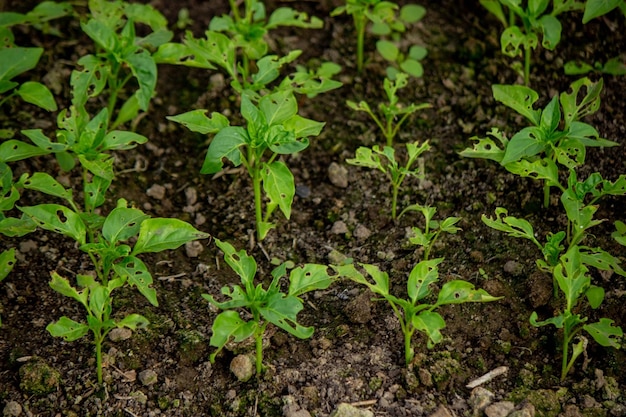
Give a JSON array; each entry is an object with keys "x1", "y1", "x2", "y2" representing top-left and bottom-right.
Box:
[{"x1": 1, "y1": 1, "x2": 626, "y2": 416}]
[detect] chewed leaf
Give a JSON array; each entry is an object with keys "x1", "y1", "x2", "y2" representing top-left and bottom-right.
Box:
[
  {"x1": 102, "y1": 206, "x2": 149, "y2": 244},
  {"x1": 436, "y1": 280, "x2": 502, "y2": 305},
  {"x1": 261, "y1": 293, "x2": 312, "y2": 339},
  {"x1": 584, "y1": 318, "x2": 623, "y2": 348},
  {"x1": 47, "y1": 316, "x2": 89, "y2": 342},
  {"x1": 113, "y1": 256, "x2": 158, "y2": 306},
  {"x1": 117, "y1": 313, "x2": 149, "y2": 330},
  {"x1": 19, "y1": 204, "x2": 86, "y2": 245},
  {"x1": 167, "y1": 110, "x2": 229, "y2": 134},
  {"x1": 459, "y1": 129, "x2": 507, "y2": 162},
  {"x1": 0, "y1": 248, "x2": 16, "y2": 282},
  {"x1": 412, "y1": 311, "x2": 445, "y2": 348},
  {"x1": 209, "y1": 311, "x2": 256, "y2": 361},
  {"x1": 261, "y1": 161, "x2": 294, "y2": 219},
  {"x1": 492, "y1": 84, "x2": 541, "y2": 125},
  {"x1": 288, "y1": 264, "x2": 335, "y2": 297}
]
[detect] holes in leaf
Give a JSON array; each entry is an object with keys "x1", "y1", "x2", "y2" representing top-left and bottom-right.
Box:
[{"x1": 56, "y1": 209, "x2": 67, "y2": 223}]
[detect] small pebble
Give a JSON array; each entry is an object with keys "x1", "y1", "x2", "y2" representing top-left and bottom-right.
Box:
[
  {"x1": 108, "y1": 328, "x2": 132, "y2": 342},
  {"x1": 3, "y1": 400, "x2": 22, "y2": 416},
  {"x1": 230, "y1": 354, "x2": 254, "y2": 382},
  {"x1": 353, "y1": 224, "x2": 371, "y2": 240},
  {"x1": 138, "y1": 369, "x2": 158, "y2": 386},
  {"x1": 485, "y1": 401, "x2": 515, "y2": 417},
  {"x1": 296, "y1": 185, "x2": 311, "y2": 198},
  {"x1": 331, "y1": 221, "x2": 349, "y2": 234},
  {"x1": 185, "y1": 240, "x2": 204, "y2": 257},
  {"x1": 328, "y1": 162, "x2": 348, "y2": 188},
  {"x1": 146, "y1": 184, "x2": 166, "y2": 200}
]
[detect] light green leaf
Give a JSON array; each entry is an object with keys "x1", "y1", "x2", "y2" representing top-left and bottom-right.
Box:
[
  {"x1": 167, "y1": 110, "x2": 229, "y2": 134},
  {"x1": 500, "y1": 127, "x2": 546, "y2": 165},
  {"x1": 261, "y1": 161, "x2": 295, "y2": 219},
  {"x1": 22, "y1": 172, "x2": 73, "y2": 202},
  {"x1": 288, "y1": 264, "x2": 335, "y2": 297},
  {"x1": 436, "y1": 280, "x2": 501, "y2": 305},
  {"x1": 209, "y1": 310, "x2": 256, "y2": 361},
  {"x1": 71, "y1": 55, "x2": 109, "y2": 108},
  {"x1": 0, "y1": 47, "x2": 42, "y2": 83},
  {"x1": 100, "y1": 131, "x2": 148, "y2": 151},
  {"x1": 16, "y1": 82, "x2": 57, "y2": 111},
  {"x1": 201, "y1": 126, "x2": 247, "y2": 174},
  {"x1": 214, "y1": 238, "x2": 257, "y2": 291},
  {"x1": 376, "y1": 40, "x2": 399, "y2": 62},
  {"x1": 20, "y1": 204, "x2": 86, "y2": 244},
  {"x1": 492, "y1": 84, "x2": 541, "y2": 125},
  {"x1": 261, "y1": 293, "x2": 312, "y2": 339},
  {"x1": 408, "y1": 258, "x2": 442, "y2": 303},
  {"x1": 260, "y1": 90, "x2": 298, "y2": 126},
  {"x1": 400, "y1": 4, "x2": 426, "y2": 23},
  {"x1": 117, "y1": 313, "x2": 149, "y2": 330},
  {"x1": 583, "y1": 318, "x2": 622, "y2": 347},
  {"x1": 50, "y1": 271, "x2": 87, "y2": 305},
  {"x1": 0, "y1": 248, "x2": 16, "y2": 282},
  {"x1": 459, "y1": 129, "x2": 507, "y2": 162},
  {"x1": 132, "y1": 218, "x2": 209, "y2": 255},
  {"x1": 0, "y1": 140, "x2": 50, "y2": 162},
  {"x1": 123, "y1": 48, "x2": 157, "y2": 111},
  {"x1": 583, "y1": 0, "x2": 622, "y2": 22},
  {"x1": 412, "y1": 311, "x2": 445, "y2": 348},
  {"x1": 538, "y1": 14, "x2": 561, "y2": 50},
  {"x1": 88, "y1": 284, "x2": 109, "y2": 320},
  {"x1": 113, "y1": 256, "x2": 158, "y2": 306},
  {"x1": 399, "y1": 59, "x2": 424, "y2": 78},
  {"x1": 102, "y1": 206, "x2": 149, "y2": 244},
  {"x1": 46, "y1": 316, "x2": 89, "y2": 342}
]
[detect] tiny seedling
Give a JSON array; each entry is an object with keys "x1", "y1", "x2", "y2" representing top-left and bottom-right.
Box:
[
  {"x1": 169, "y1": 90, "x2": 324, "y2": 240},
  {"x1": 460, "y1": 77, "x2": 617, "y2": 208},
  {"x1": 204, "y1": 238, "x2": 335, "y2": 376},
  {"x1": 335, "y1": 259, "x2": 500, "y2": 366},
  {"x1": 564, "y1": 57, "x2": 626, "y2": 76},
  {"x1": 479, "y1": 0, "x2": 584, "y2": 85},
  {"x1": 331, "y1": 0, "x2": 426, "y2": 73},
  {"x1": 347, "y1": 72, "x2": 431, "y2": 147},
  {"x1": 402, "y1": 204, "x2": 461, "y2": 261},
  {"x1": 346, "y1": 141, "x2": 430, "y2": 220}
]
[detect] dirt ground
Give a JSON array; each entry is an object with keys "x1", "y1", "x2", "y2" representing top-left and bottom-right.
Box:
[{"x1": 1, "y1": 0, "x2": 626, "y2": 416}]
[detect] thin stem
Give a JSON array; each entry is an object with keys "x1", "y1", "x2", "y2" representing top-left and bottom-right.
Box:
[
  {"x1": 94, "y1": 330, "x2": 104, "y2": 384},
  {"x1": 355, "y1": 14, "x2": 366, "y2": 73},
  {"x1": 391, "y1": 182, "x2": 399, "y2": 220},
  {"x1": 543, "y1": 181, "x2": 550, "y2": 208},
  {"x1": 255, "y1": 330, "x2": 263, "y2": 376},
  {"x1": 524, "y1": 45, "x2": 531, "y2": 86},
  {"x1": 252, "y1": 167, "x2": 263, "y2": 241},
  {"x1": 229, "y1": 0, "x2": 240, "y2": 22}
]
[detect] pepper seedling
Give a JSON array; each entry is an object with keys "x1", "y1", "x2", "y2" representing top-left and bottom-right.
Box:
[{"x1": 204, "y1": 238, "x2": 336, "y2": 376}]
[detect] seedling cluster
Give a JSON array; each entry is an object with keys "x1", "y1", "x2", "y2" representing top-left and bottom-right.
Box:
[{"x1": 0, "y1": 0, "x2": 624, "y2": 410}]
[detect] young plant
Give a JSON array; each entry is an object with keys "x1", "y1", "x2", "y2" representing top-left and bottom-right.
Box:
[
  {"x1": 346, "y1": 141, "x2": 430, "y2": 220},
  {"x1": 347, "y1": 72, "x2": 431, "y2": 147},
  {"x1": 169, "y1": 90, "x2": 324, "y2": 241},
  {"x1": 335, "y1": 259, "x2": 500, "y2": 366},
  {"x1": 460, "y1": 77, "x2": 616, "y2": 208},
  {"x1": 0, "y1": 1, "x2": 73, "y2": 37},
  {"x1": 331, "y1": 0, "x2": 426, "y2": 73},
  {"x1": 582, "y1": 0, "x2": 626, "y2": 23},
  {"x1": 402, "y1": 204, "x2": 462, "y2": 261},
  {"x1": 75, "y1": 0, "x2": 172, "y2": 127},
  {"x1": 479, "y1": 0, "x2": 584, "y2": 85},
  {"x1": 204, "y1": 238, "x2": 336, "y2": 376},
  {"x1": 42, "y1": 199, "x2": 209, "y2": 384},
  {"x1": 564, "y1": 57, "x2": 626, "y2": 77}
]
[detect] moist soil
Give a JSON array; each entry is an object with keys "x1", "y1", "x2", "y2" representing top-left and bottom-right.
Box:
[{"x1": 1, "y1": 1, "x2": 626, "y2": 416}]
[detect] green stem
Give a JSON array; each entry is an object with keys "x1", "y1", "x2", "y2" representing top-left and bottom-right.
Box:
[
  {"x1": 229, "y1": 0, "x2": 240, "y2": 21},
  {"x1": 543, "y1": 181, "x2": 550, "y2": 208},
  {"x1": 252, "y1": 167, "x2": 263, "y2": 241},
  {"x1": 94, "y1": 330, "x2": 104, "y2": 384},
  {"x1": 255, "y1": 330, "x2": 263, "y2": 376},
  {"x1": 391, "y1": 182, "x2": 399, "y2": 220},
  {"x1": 355, "y1": 14, "x2": 366, "y2": 73},
  {"x1": 524, "y1": 45, "x2": 531, "y2": 86}
]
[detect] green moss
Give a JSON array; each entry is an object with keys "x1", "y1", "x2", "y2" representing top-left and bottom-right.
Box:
[{"x1": 18, "y1": 359, "x2": 61, "y2": 395}]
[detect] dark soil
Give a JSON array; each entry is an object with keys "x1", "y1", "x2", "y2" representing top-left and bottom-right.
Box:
[{"x1": 1, "y1": 1, "x2": 626, "y2": 416}]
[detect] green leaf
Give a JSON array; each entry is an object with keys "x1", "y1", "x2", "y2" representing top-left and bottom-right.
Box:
[
  {"x1": 500, "y1": 127, "x2": 546, "y2": 165},
  {"x1": 376, "y1": 40, "x2": 399, "y2": 62},
  {"x1": 492, "y1": 84, "x2": 541, "y2": 125},
  {"x1": 117, "y1": 313, "x2": 149, "y2": 330},
  {"x1": 554, "y1": 247, "x2": 589, "y2": 311},
  {"x1": 0, "y1": 248, "x2": 16, "y2": 282},
  {"x1": 560, "y1": 77, "x2": 603, "y2": 127},
  {"x1": 260, "y1": 90, "x2": 298, "y2": 126},
  {"x1": 46, "y1": 316, "x2": 89, "y2": 342},
  {"x1": 22, "y1": 172, "x2": 73, "y2": 202},
  {"x1": 530, "y1": 310, "x2": 565, "y2": 328},
  {"x1": 209, "y1": 310, "x2": 256, "y2": 361},
  {"x1": 583, "y1": 0, "x2": 622, "y2": 22},
  {"x1": 459, "y1": 129, "x2": 508, "y2": 162},
  {"x1": 0, "y1": 47, "x2": 42, "y2": 83},
  {"x1": 21, "y1": 129, "x2": 66, "y2": 153},
  {"x1": 505, "y1": 158, "x2": 560, "y2": 185},
  {"x1": 84, "y1": 176, "x2": 111, "y2": 212},
  {"x1": 71, "y1": 55, "x2": 109, "y2": 108},
  {"x1": 78, "y1": 155, "x2": 114, "y2": 181},
  {"x1": 399, "y1": 59, "x2": 424, "y2": 78},
  {"x1": 482, "y1": 207, "x2": 540, "y2": 246},
  {"x1": 50, "y1": 271, "x2": 87, "y2": 305},
  {"x1": 538, "y1": 14, "x2": 561, "y2": 50},
  {"x1": 400, "y1": 4, "x2": 426, "y2": 23},
  {"x1": 0, "y1": 140, "x2": 50, "y2": 162},
  {"x1": 201, "y1": 126, "x2": 248, "y2": 174},
  {"x1": 102, "y1": 206, "x2": 149, "y2": 244},
  {"x1": 480, "y1": 0, "x2": 507, "y2": 26},
  {"x1": 412, "y1": 311, "x2": 445, "y2": 348},
  {"x1": 132, "y1": 218, "x2": 209, "y2": 255},
  {"x1": 408, "y1": 258, "x2": 442, "y2": 303},
  {"x1": 583, "y1": 318, "x2": 622, "y2": 347},
  {"x1": 361, "y1": 263, "x2": 390, "y2": 296},
  {"x1": 113, "y1": 92, "x2": 141, "y2": 128},
  {"x1": 214, "y1": 239, "x2": 257, "y2": 292},
  {"x1": 113, "y1": 256, "x2": 158, "y2": 306},
  {"x1": 16, "y1": 82, "x2": 57, "y2": 111},
  {"x1": 261, "y1": 293, "x2": 312, "y2": 339},
  {"x1": 20, "y1": 204, "x2": 86, "y2": 244},
  {"x1": 613, "y1": 221, "x2": 626, "y2": 246},
  {"x1": 540, "y1": 96, "x2": 561, "y2": 133},
  {"x1": 88, "y1": 284, "x2": 109, "y2": 320},
  {"x1": 261, "y1": 161, "x2": 295, "y2": 219},
  {"x1": 288, "y1": 264, "x2": 335, "y2": 297},
  {"x1": 564, "y1": 60, "x2": 595, "y2": 75},
  {"x1": 167, "y1": 110, "x2": 229, "y2": 134},
  {"x1": 436, "y1": 280, "x2": 501, "y2": 305},
  {"x1": 585, "y1": 285, "x2": 605, "y2": 309},
  {"x1": 282, "y1": 115, "x2": 324, "y2": 140},
  {"x1": 81, "y1": 19, "x2": 118, "y2": 51},
  {"x1": 100, "y1": 131, "x2": 148, "y2": 151},
  {"x1": 123, "y1": 48, "x2": 157, "y2": 110}
]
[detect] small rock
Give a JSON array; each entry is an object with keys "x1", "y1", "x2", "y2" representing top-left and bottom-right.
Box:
[
  {"x1": 185, "y1": 187, "x2": 198, "y2": 205},
  {"x1": 328, "y1": 249, "x2": 349, "y2": 265},
  {"x1": 296, "y1": 185, "x2": 311, "y2": 198},
  {"x1": 508, "y1": 403, "x2": 535, "y2": 417},
  {"x1": 468, "y1": 387, "x2": 494, "y2": 414},
  {"x1": 353, "y1": 224, "x2": 371, "y2": 240},
  {"x1": 418, "y1": 368, "x2": 433, "y2": 387},
  {"x1": 108, "y1": 327, "x2": 132, "y2": 342},
  {"x1": 503, "y1": 260, "x2": 524, "y2": 277},
  {"x1": 138, "y1": 369, "x2": 158, "y2": 386},
  {"x1": 185, "y1": 240, "x2": 204, "y2": 257},
  {"x1": 283, "y1": 395, "x2": 312, "y2": 417},
  {"x1": 344, "y1": 291, "x2": 373, "y2": 324},
  {"x1": 3, "y1": 401, "x2": 22, "y2": 416},
  {"x1": 469, "y1": 250, "x2": 484, "y2": 263},
  {"x1": 129, "y1": 390, "x2": 148, "y2": 405},
  {"x1": 146, "y1": 184, "x2": 166, "y2": 200},
  {"x1": 485, "y1": 401, "x2": 515, "y2": 417},
  {"x1": 429, "y1": 404, "x2": 454, "y2": 417},
  {"x1": 560, "y1": 405, "x2": 582, "y2": 417},
  {"x1": 328, "y1": 162, "x2": 348, "y2": 188},
  {"x1": 331, "y1": 220, "x2": 349, "y2": 234},
  {"x1": 19, "y1": 240, "x2": 37, "y2": 253},
  {"x1": 230, "y1": 354, "x2": 254, "y2": 382},
  {"x1": 330, "y1": 403, "x2": 374, "y2": 417}
]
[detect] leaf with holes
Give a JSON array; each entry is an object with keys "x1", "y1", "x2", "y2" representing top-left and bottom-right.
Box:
[
  {"x1": 19, "y1": 204, "x2": 86, "y2": 245},
  {"x1": 261, "y1": 161, "x2": 294, "y2": 219},
  {"x1": 209, "y1": 310, "x2": 257, "y2": 361},
  {"x1": 46, "y1": 316, "x2": 90, "y2": 342},
  {"x1": 113, "y1": 256, "x2": 158, "y2": 306},
  {"x1": 102, "y1": 204, "x2": 149, "y2": 244},
  {"x1": 0, "y1": 248, "x2": 15, "y2": 282},
  {"x1": 288, "y1": 264, "x2": 335, "y2": 297},
  {"x1": 131, "y1": 218, "x2": 209, "y2": 255}
]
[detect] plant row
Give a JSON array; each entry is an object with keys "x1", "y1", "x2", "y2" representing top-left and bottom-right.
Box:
[{"x1": 0, "y1": 0, "x2": 624, "y2": 390}]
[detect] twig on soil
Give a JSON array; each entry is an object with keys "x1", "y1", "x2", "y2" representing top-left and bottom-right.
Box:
[
  {"x1": 123, "y1": 408, "x2": 140, "y2": 417},
  {"x1": 257, "y1": 242, "x2": 270, "y2": 261},
  {"x1": 157, "y1": 272, "x2": 187, "y2": 282},
  {"x1": 466, "y1": 365, "x2": 508, "y2": 388},
  {"x1": 349, "y1": 399, "x2": 377, "y2": 407}
]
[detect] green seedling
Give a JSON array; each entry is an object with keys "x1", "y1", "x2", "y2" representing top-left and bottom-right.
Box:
[
  {"x1": 460, "y1": 77, "x2": 616, "y2": 208},
  {"x1": 479, "y1": 0, "x2": 584, "y2": 85},
  {"x1": 75, "y1": 0, "x2": 172, "y2": 128},
  {"x1": 169, "y1": 90, "x2": 324, "y2": 241},
  {"x1": 0, "y1": 1, "x2": 73, "y2": 37},
  {"x1": 204, "y1": 239, "x2": 335, "y2": 376},
  {"x1": 39, "y1": 199, "x2": 209, "y2": 384},
  {"x1": 347, "y1": 141, "x2": 430, "y2": 220},
  {"x1": 347, "y1": 72, "x2": 431, "y2": 147},
  {"x1": 402, "y1": 204, "x2": 461, "y2": 261},
  {"x1": 564, "y1": 56, "x2": 626, "y2": 76},
  {"x1": 377, "y1": 41, "x2": 428, "y2": 80},
  {"x1": 154, "y1": 0, "x2": 339, "y2": 100},
  {"x1": 582, "y1": 0, "x2": 626, "y2": 22},
  {"x1": 529, "y1": 247, "x2": 623, "y2": 381},
  {"x1": 331, "y1": 0, "x2": 426, "y2": 73},
  {"x1": 336, "y1": 260, "x2": 500, "y2": 366}
]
